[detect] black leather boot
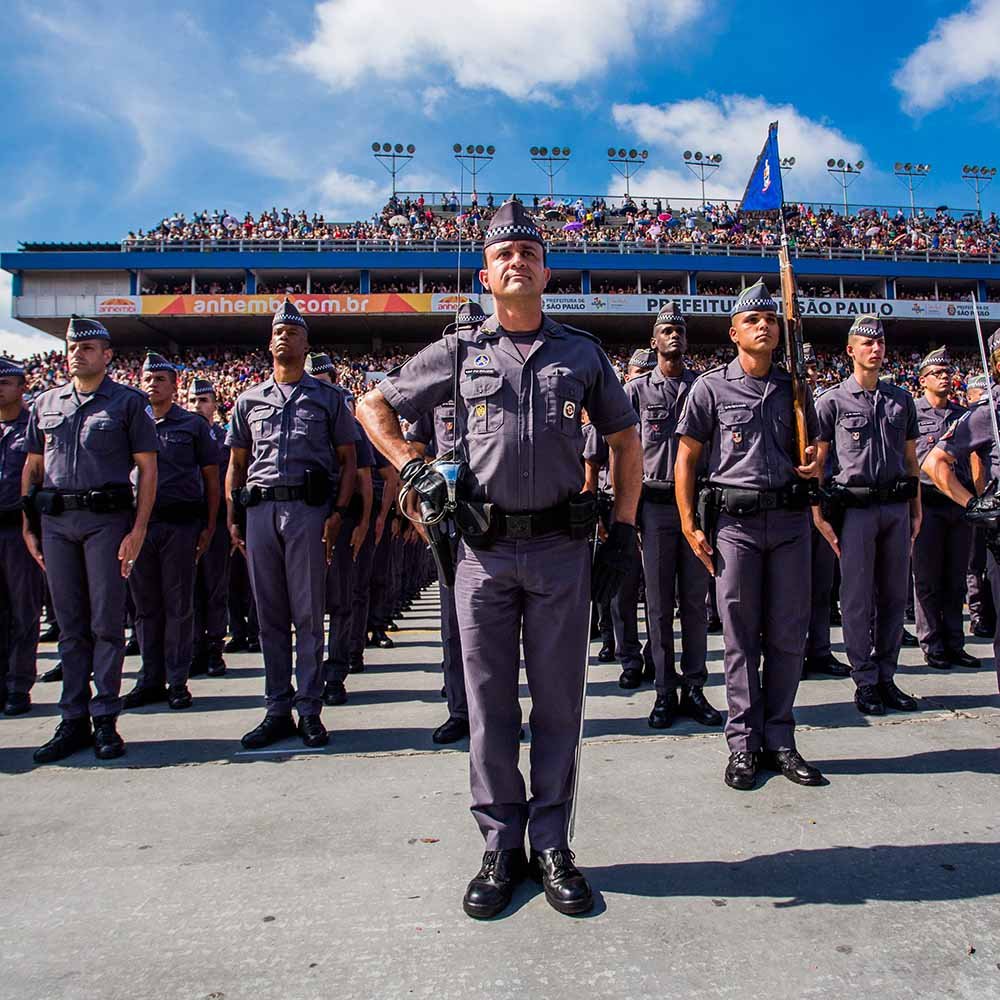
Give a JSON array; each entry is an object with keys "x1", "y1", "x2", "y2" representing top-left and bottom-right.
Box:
[
  {"x1": 462, "y1": 848, "x2": 527, "y2": 919},
  {"x1": 530, "y1": 848, "x2": 594, "y2": 915},
  {"x1": 93, "y1": 715, "x2": 126, "y2": 760},
  {"x1": 33, "y1": 718, "x2": 93, "y2": 764},
  {"x1": 647, "y1": 691, "x2": 677, "y2": 729}
]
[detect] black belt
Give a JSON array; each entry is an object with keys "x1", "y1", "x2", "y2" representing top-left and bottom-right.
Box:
[
  {"x1": 642, "y1": 483, "x2": 676, "y2": 505},
  {"x1": 842, "y1": 478, "x2": 918, "y2": 505},
  {"x1": 495, "y1": 503, "x2": 570, "y2": 539},
  {"x1": 240, "y1": 484, "x2": 306, "y2": 505},
  {"x1": 0, "y1": 509, "x2": 21, "y2": 528},
  {"x1": 707, "y1": 483, "x2": 810, "y2": 516},
  {"x1": 37, "y1": 487, "x2": 133, "y2": 515}
]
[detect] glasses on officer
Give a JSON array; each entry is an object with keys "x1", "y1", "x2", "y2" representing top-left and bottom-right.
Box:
[{"x1": 922, "y1": 367, "x2": 952, "y2": 379}]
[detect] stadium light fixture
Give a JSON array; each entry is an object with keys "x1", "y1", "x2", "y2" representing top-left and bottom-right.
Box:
[
  {"x1": 827, "y1": 156, "x2": 865, "y2": 213},
  {"x1": 681, "y1": 149, "x2": 723, "y2": 208},
  {"x1": 608, "y1": 146, "x2": 651, "y2": 199},
  {"x1": 371, "y1": 141, "x2": 416, "y2": 198},
  {"x1": 962, "y1": 162, "x2": 997, "y2": 218},
  {"x1": 529, "y1": 144, "x2": 572, "y2": 198},
  {"x1": 453, "y1": 142, "x2": 496, "y2": 202},
  {"x1": 894, "y1": 160, "x2": 932, "y2": 216}
]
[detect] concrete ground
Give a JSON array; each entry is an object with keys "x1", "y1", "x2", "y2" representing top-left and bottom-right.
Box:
[{"x1": 1, "y1": 590, "x2": 999, "y2": 1000}]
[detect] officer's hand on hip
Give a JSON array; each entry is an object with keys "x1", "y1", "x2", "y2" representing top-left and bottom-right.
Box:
[
  {"x1": 812, "y1": 509, "x2": 841, "y2": 558},
  {"x1": 229, "y1": 523, "x2": 246, "y2": 557},
  {"x1": 22, "y1": 528, "x2": 45, "y2": 573},
  {"x1": 118, "y1": 527, "x2": 146, "y2": 579},
  {"x1": 323, "y1": 512, "x2": 343, "y2": 565},
  {"x1": 683, "y1": 525, "x2": 715, "y2": 577}
]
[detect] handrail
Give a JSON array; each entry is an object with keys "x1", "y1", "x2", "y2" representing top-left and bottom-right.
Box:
[{"x1": 115, "y1": 237, "x2": 997, "y2": 266}]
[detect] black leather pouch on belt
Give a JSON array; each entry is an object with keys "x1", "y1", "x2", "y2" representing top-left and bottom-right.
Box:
[
  {"x1": 455, "y1": 500, "x2": 499, "y2": 550},
  {"x1": 304, "y1": 466, "x2": 332, "y2": 507},
  {"x1": 568, "y1": 491, "x2": 598, "y2": 540},
  {"x1": 232, "y1": 487, "x2": 249, "y2": 533},
  {"x1": 35, "y1": 489, "x2": 64, "y2": 516}
]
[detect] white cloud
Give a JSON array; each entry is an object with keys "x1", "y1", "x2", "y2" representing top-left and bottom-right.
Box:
[
  {"x1": 0, "y1": 273, "x2": 59, "y2": 359},
  {"x1": 421, "y1": 86, "x2": 449, "y2": 118},
  {"x1": 611, "y1": 95, "x2": 869, "y2": 204},
  {"x1": 893, "y1": 0, "x2": 1000, "y2": 113},
  {"x1": 312, "y1": 169, "x2": 387, "y2": 219},
  {"x1": 292, "y1": 0, "x2": 703, "y2": 101}
]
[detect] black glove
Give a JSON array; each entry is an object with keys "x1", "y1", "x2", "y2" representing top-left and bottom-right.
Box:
[
  {"x1": 21, "y1": 487, "x2": 41, "y2": 538},
  {"x1": 965, "y1": 480, "x2": 1000, "y2": 524},
  {"x1": 400, "y1": 457, "x2": 448, "y2": 517},
  {"x1": 591, "y1": 521, "x2": 637, "y2": 605}
]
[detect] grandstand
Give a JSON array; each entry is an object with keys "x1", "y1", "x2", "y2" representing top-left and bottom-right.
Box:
[{"x1": 4, "y1": 190, "x2": 1000, "y2": 350}]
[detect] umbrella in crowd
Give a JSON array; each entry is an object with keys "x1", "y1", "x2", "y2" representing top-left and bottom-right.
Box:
[
  {"x1": 563, "y1": 221, "x2": 585, "y2": 232},
  {"x1": 388, "y1": 215, "x2": 408, "y2": 226}
]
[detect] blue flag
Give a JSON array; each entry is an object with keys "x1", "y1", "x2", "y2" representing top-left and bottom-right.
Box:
[{"x1": 739, "y1": 121, "x2": 784, "y2": 212}]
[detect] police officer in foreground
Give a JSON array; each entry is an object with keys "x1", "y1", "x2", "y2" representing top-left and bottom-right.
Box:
[
  {"x1": 813, "y1": 316, "x2": 922, "y2": 718},
  {"x1": 22, "y1": 316, "x2": 158, "y2": 763},
  {"x1": 962, "y1": 374, "x2": 996, "y2": 638},
  {"x1": 358, "y1": 200, "x2": 643, "y2": 919},
  {"x1": 189, "y1": 378, "x2": 232, "y2": 677},
  {"x1": 675, "y1": 280, "x2": 824, "y2": 791},
  {"x1": 0, "y1": 358, "x2": 43, "y2": 715},
  {"x1": 911, "y1": 347, "x2": 977, "y2": 670},
  {"x1": 626, "y1": 304, "x2": 721, "y2": 728},
  {"x1": 227, "y1": 300, "x2": 358, "y2": 749},
  {"x1": 924, "y1": 329, "x2": 1000, "y2": 695},
  {"x1": 123, "y1": 353, "x2": 220, "y2": 711}
]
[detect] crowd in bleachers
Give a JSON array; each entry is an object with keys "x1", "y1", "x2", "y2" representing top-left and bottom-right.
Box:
[
  {"x1": 123, "y1": 197, "x2": 1000, "y2": 260},
  {"x1": 6, "y1": 341, "x2": 985, "y2": 418}
]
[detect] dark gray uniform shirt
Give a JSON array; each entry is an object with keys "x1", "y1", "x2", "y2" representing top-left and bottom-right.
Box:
[
  {"x1": 0, "y1": 408, "x2": 30, "y2": 511},
  {"x1": 625, "y1": 366, "x2": 700, "y2": 485},
  {"x1": 381, "y1": 314, "x2": 637, "y2": 512},
  {"x1": 25, "y1": 376, "x2": 159, "y2": 488},
  {"x1": 937, "y1": 400, "x2": 999, "y2": 480},
  {"x1": 404, "y1": 403, "x2": 456, "y2": 460},
  {"x1": 914, "y1": 396, "x2": 970, "y2": 489},
  {"x1": 226, "y1": 374, "x2": 358, "y2": 487},
  {"x1": 815, "y1": 375, "x2": 918, "y2": 486},
  {"x1": 147, "y1": 403, "x2": 220, "y2": 503},
  {"x1": 675, "y1": 358, "x2": 819, "y2": 490}
]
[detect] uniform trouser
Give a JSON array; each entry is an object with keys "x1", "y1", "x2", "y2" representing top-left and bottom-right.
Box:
[
  {"x1": 0, "y1": 525, "x2": 43, "y2": 695},
  {"x1": 456, "y1": 532, "x2": 590, "y2": 852},
  {"x1": 194, "y1": 518, "x2": 230, "y2": 649},
  {"x1": 968, "y1": 527, "x2": 996, "y2": 630},
  {"x1": 983, "y1": 553, "x2": 1000, "y2": 694},
  {"x1": 806, "y1": 523, "x2": 837, "y2": 659},
  {"x1": 42, "y1": 510, "x2": 131, "y2": 720},
  {"x1": 440, "y1": 578, "x2": 468, "y2": 720},
  {"x1": 913, "y1": 502, "x2": 972, "y2": 659},
  {"x1": 640, "y1": 501, "x2": 709, "y2": 695},
  {"x1": 326, "y1": 513, "x2": 360, "y2": 683},
  {"x1": 367, "y1": 520, "x2": 393, "y2": 630},
  {"x1": 707, "y1": 577, "x2": 720, "y2": 622},
  {"x1": 129, "y1": 520, "x2": 200, "y2": 689},
  {"x1": 228, "y1": 549, "x2": 259, "y2": 641},
  {"x1": 839, "y1": 503, "x2": 911, "y2": 687},
  {"x1": 715, "y1": 508, "x2": 811, "y2": 753},
  {"x1": 600, "y1": 541, "x2": 642, "y2": 671},
  {"x1": 246, "y1": 501, "x2": 327, "y2": 717},
  {"x1": 348, "y1": 517, "x2": 377, "y2": 661}
]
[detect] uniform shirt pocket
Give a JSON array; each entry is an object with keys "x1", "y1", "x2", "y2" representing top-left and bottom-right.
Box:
[
  {"x1": 460, "y1": 374, "x2": 504, "y2": 435},
  {"x1": 718, "y1": 405, "x2": 754, "y2": 453},
  {"x1": 837, "y1": 413, "x2": 868, "y2": 450},
  {"x1": 293, "y1": 405, "x2": 328, "y2": 443},
  {"x1": 160, "y1": 429, "x2": 194, "y2": 462},
  {"x1": 81, "y1": 416, "x2": 119, "y2": 453},
  {"x1": 38, "y1": 412, "x2": 67, "y2": 450},
  {"x1": 643, "y1": 405, "x2": 670, "y2": 443},
  {"x1": 544, "y1": 372, "x2": 584, "y2": 437},
  {"x1": 249, "y1": 405, "x2": 282, "y2": 441}
]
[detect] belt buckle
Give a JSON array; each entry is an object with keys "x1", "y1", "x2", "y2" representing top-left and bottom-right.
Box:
[{"x1": 505, "y1": 514, "x2": 532, "y2": 539}]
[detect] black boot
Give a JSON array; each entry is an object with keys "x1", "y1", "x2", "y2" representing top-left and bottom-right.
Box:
[
  {"x1": 597, "y1": 641, "x2": 616, "y2": 663},
  {"x1": 878, "y1": 679, "x2": 918, "y2": 712},
  {"x1": 618, "y1": 668, "x2": 642, "y2": 689},
  {"x1": 724, "y1": 750, "x2": 759, "y2": 790},
  {"x1": 3, "y1": 692, "x2": 31, "y2": 716},
  {"x1": 900, "y1": 628, "x2": 919, "y2": 648},
  {"x1": 348, "y1": 654, "x2": 365, "y2": 674},
  {"x1": 854, "y1": 683, "x2": 885, "y2": 716},
  {"x1": 124, "y1": 635, "x2": 140, "y2": 656},
  {"x1": 530, "y1": 848, "x2": 594, "y2": 915},
  {"x1": 803, "y1": 653, "x2": 851, "y2": 677},
  {"x1": 246, "y1": 637, "x2": 261, "y2": 653},
  {"x1": 678, "y1": 685, "x2": 723, "y2": 726},
  {"x1": 38, "y1": 622, "x2": 61, "y2": 643},
  {"x1": 432, "y1": 716, "x2": 470, "y2": 744},
  {"x1": 93, "y1": 715, "x2": 126, "y2": 760},
  {"x1": 122, "y1": 683, "x2": 168, "y2": 710},
  {"x1": 323, "y1": 680, "x2": 348, "y2": 706},
  {"x1": 167, "y1": 684, "x2": 193, "y2": 710},
  {"x1": 188, "y1": 647, "x2": 209, "y2": 677},
  {"x1": 241, "y1": 714, "x2": 296, "y2": 749},
  {"x1": 298, "y1": 714, "x2": 329, "y2": 748},
  {"x1": 205, "y1": 644, "x2": 227, "y2": 677},
  {"x1": 706, "y1": 616, "x2": 723, "y2": 635},
  {"x1": 373, "y1": 629, "x2": 394, "y2": 649},
  {"x1": 224, "y1": 635, "x2": 249, "y2": 653},
  {"x1": 647, "y1": 691, "x2": 677, "y2": 729},
  {"x1": 462, "y1": 848, "x2": 527, "y2": 919},
  {"x1": 947, "y1": 648, "x2": 980, "y2": 669},
  {"x1": 40, "y1": 663, "x2": 63, "y2": 683},
  {"x1": 34, "y1": 718, "x2": 93, "y2": 764},
  {"x1": 762, "y1": 749, "x2": 824, "y2": 786}
]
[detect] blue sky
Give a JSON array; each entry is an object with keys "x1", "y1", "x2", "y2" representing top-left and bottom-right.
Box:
[{"x1": 2, "y1": 0, "x2": 1000, "y2": 352}]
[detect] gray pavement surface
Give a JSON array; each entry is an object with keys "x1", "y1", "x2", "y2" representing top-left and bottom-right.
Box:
[{"x1": 1, "y1": 588, "x2": 999, "y2": 1000}]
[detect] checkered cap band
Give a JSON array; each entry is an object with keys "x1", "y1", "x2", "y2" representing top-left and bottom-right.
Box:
[
  {"x1": 306, "y1": 353, "x2": 335, "y2": 375},
  {"x1": 629, "y1": 349, "x2": 656, "y2": 370},
  {"x1": 654, "y1": 303, "x2": 686, "y2": 327},
  {"x1": 0, "y1": 357, "x2": 24, "y2": 377},
  {"x1": 919, "y1": 348, "x2": 951, "y2": 372},
  {"x1": 66, "y1": 315, "x2": 111, "y2": 341},
  {"x1": 273, "y1": 299, "x2": 307, "y2": 328},
  {"x1": 188, "y1": 378, "x2": 215, "y2": 396},
  {"x1": 966, "y1": 375, "x2": 989, "y2": 390},
  {"x1": 142, "y1": 352, "x2": 175, "y2": 373}
]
